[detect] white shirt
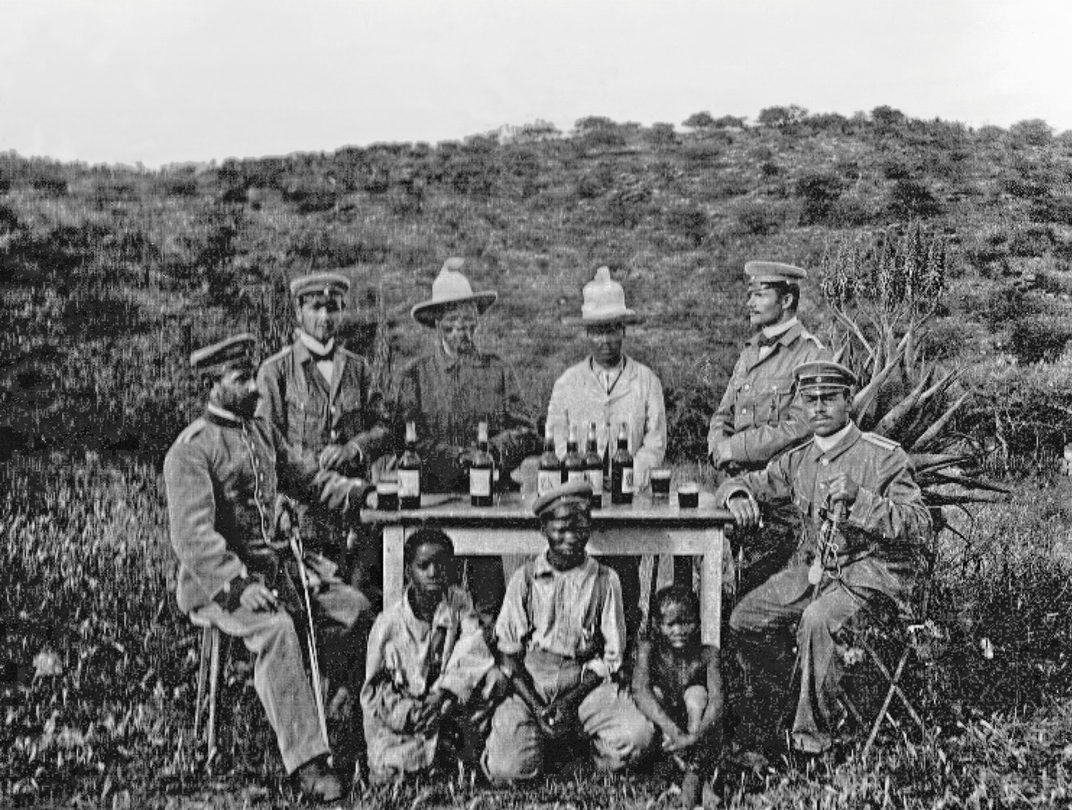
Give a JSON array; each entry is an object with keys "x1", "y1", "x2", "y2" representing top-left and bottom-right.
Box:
[{"x1": 298, "y1": 332, "x2": 335, "y2": 385}]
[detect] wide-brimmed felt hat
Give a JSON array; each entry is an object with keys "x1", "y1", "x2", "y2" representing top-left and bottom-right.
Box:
[
  {"x1": 411, "y1": 258, "x2": 498, "y2": 328},
  {"x1": 562, "y1": 266, "x2": 643, "y2": 327}
]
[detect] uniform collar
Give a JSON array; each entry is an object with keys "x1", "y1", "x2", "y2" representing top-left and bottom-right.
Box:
[
  {"x1": 812, "y1": 422, "x2": 861, "y2": 462},
  {"x1": 205, "y1": 403, "x2": 243, "y2": 426},
  {"x1": 533, "y1": 548, "x2": 596, "y2": 578},
  {"x1": 749, "y1": 317, "x2": 802, "y2": 347},
  {"x1": 297, "y1": 331, "x2": 335, "y2": 359}
]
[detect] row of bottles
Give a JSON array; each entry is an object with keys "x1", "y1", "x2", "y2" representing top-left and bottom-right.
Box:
[
  {"x1": 393, "y1": 419, "x2": 635, "y2": 510},
  {"x1": 538, "y1": 420, "x2": 633, "y2": 507}
]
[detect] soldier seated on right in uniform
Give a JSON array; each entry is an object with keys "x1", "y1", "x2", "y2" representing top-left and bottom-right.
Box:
[{"x1": 715, "y1": 361, "x2": 931, "y2": 766}]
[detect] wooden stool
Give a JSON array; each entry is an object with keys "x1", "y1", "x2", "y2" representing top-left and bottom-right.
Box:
[{"x1": 190, "y1": 610, "x2": 221, "y2": 760}]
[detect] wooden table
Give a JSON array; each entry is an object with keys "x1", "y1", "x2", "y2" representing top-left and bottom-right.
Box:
[{"x1": 362, "y1": 491, "x2": 732, "y2": 647}]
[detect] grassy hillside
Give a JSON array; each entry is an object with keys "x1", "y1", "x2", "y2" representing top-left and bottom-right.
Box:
[{"x1": 4, "y1": 109, "x2": 1072, "y2": 467}]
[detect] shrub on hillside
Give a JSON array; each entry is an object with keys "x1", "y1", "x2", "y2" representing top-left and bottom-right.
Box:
[
  {"x1": 888, "y1": 179, "x2": 942, "y2": 219},
  {"x1": 1009, "y1": 314, "x2": 1072, "y2": 364},
  {"x1": 796, "y1": 171, "x2": 846, "y2": 225},
  {"x1": 733, "y1": 200, "x2": 782, "y2": 235},
  {"x1": 958, "y1": 356, "x2": 1072, "y2": 468}
]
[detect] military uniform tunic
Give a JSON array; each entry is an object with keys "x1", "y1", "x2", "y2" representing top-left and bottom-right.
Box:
[
  {"x1": 257, "y1": 338, "x2": 390, "y2": 468},
  {"x1": 163, "y1": 405, "x2": 370, "y2": 773},
  {"x1": 707, "y1": 320, "x2": 827, "y2": 469},
  {"x1": 717, "y1": 423, "x2": 931, "y2": 754}
]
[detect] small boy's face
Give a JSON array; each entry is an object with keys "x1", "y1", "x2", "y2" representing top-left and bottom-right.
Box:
[
  {"x1": 408, "y1": 541, "x2": 451, "y2": 599},
  {"x1": 542, "y1": 498, "x2": 592, "y2": 571},
  {"x1": 658, "y1": 601, "x2": 699, "y2": 650}
]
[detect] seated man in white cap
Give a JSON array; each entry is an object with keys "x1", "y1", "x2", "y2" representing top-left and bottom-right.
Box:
[
  {"x1": 257, "y1": 271, "x2": 391, "y2": 594},
  {"x1": 484, "y1": 480, "x2": 654, "y2": 783},
  {"x1": 708, "y1": 261, "x2": 829, "y2": 598},
  {"x1": 397, "y1": 258, "x2": 540, "y2": 625},
  {"x1": 716, "y1": 361, "x2": 930, "y2": 763},
  {"x1": 164, "y1": 333, "x2": 374, "y2": 800},
  {"x1": 547, "y1": 266, "x2": 667, "y2": 645}
]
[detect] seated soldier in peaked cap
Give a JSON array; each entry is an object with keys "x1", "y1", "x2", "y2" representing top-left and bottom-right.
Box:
[
  {"x1": 716, "y1": 360, "x2": 930, "y2": 765},
  {"x1": 164, "y1": 333, "x2": 374, "y2": 800}
]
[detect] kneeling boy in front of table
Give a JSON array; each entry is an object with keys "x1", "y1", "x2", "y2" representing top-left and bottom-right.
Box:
[
  {"x1": 483, "y1": 481, "x2": 655, "y2": 783},
  {"x1": 362, "y1": 527, "x2": 500, "y2": 782}
]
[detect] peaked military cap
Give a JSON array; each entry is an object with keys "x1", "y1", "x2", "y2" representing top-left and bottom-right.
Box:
[
  {"x1": 532, "y1": 480, "x2": 593, "y2": 517},
  {"x1": 290, "y1": 271, "x2": 351, "y2": 300},
  {"x1": 189, "y1": 333, "x2": 257, "y2": 373},
  {"x1": 745, "y1": 261, "x2": 808, "y2": 285},
  {"x1": 795, "y1": 360, "x2": 857, "y2": 391}
]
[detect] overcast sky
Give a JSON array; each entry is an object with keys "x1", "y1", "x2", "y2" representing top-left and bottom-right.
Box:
[{"x1": 1, "y1": 0, "x2": 1069, "y2": 167}]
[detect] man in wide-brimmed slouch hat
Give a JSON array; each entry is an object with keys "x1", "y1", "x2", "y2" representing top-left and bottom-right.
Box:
[{"x1": 397, "y1": 258, "x2": 540, "y2": 626}]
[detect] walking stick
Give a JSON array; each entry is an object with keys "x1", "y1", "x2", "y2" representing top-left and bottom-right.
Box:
[{"x1": 288, "y1": 522, "x2": 331, "y2": 752}]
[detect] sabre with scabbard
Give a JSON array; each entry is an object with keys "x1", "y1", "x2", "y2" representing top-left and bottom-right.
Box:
[{"x1": 281, "y1": 500, "x2": 331, "y2": 754}]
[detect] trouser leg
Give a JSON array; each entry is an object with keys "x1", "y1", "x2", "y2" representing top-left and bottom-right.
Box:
[
  {"x1": 577, "y1": 681, "x2": 655, "y2": 772},
  {"x1": 728, "y1": 566, "x2": 812, "y2": 752},
  {"x1": 791, "y1": 583, "x2": 873, "y2": 753},
  {"x1": 198, "y1": 602, "x2": 328, "y2": 775},
  {"x1": 482, "y1": 695, "x2": 543, "y2": 782}
]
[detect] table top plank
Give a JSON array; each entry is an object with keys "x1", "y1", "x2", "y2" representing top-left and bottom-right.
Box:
[{"x1": 362, "y1": 491, "x2": 732, "y2": 527}]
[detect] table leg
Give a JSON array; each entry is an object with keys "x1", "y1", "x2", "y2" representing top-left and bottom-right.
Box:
[
  {"x1": 701, "y1": 527, "x2": 723, "y2": 649},
  {"x1": 383, "y1": 525, "x2": 406, "y2": 612}
]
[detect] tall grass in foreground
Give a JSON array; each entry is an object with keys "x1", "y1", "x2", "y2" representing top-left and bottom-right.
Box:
[{"x1": 2, "y1": 455, "x2": 1071, "y2": 807}]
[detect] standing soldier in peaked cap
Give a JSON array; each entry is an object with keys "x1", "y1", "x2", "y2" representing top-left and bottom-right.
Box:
[
  {"x1": 396, "y1": 258, "x2": 541, "y2": 627},
  {"x1": 715, "y1": 361, "x2": 930, "y2": 763},
  {"x1": 708, "y1": 261, "x2": 830, "y2": 597},
  {"x1": 164, "y1": 333, "x2": 374, "y2": 800},
  {"x1": 257, "y1": 271, "x2": 392, "y2": 594}
]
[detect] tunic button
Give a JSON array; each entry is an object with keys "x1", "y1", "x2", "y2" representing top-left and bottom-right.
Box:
[
  {"x1": 821, "y1": 459, "x2": 829, "y2": 466},
  {"x1": 743, "y1": 384, "x2": 750, "y2": 391}
]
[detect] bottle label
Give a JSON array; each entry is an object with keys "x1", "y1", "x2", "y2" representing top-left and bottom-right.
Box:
[
  {"x1": 587, "y1": 470, "x2": 603, "y2": 493},
  {"x1": 622, "y1": 468, "x2": 635, "y2": 494},
  {"x1": 538, "y1": 470, "x2": 560, "y2": 497},
  {"x1": 567, "y1": 470, "x2": 587, "y2": 485},
  {"x1": 398, "y1": 470, "x2": 420, "y2": 498},
  {"x1": 470, "y1": 468, "x2": 492, "y2": 497}
]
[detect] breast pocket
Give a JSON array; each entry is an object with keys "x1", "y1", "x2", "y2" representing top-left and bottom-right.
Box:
[
  {"x1": 765, "y1": 376, "x2": 795, "y2": 424},
  {"x1": 285, "y1": 393, "x2": 308, "y2": 450}
]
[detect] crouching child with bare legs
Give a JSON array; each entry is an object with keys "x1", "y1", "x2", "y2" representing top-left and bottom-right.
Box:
[
  {"x1": 632, "y1": 586, "x2": 723, "y2": 809},
  {"x1": 482, "y1": 481, "x2": 655, "y2": 783},
  {"x1": 361, "y1": 528, "x2": 501, "y2": 783}
]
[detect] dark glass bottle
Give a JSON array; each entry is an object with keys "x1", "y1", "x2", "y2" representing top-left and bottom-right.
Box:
[
  {"x1": 584, "y1": 421, "x2": 603, "y2": 509},
  {"x1": 563, "y1": 423, "x2": 586, "y2": 485},
  {"x1": 469, "y1": 421, "x2": 494, "y2": 507},
  {"x1": 537, "y1": 422, "x2": 562, "y2": 498},
  {"x1": 610, "y1": 421, "x2": 634, "y2": 505},
  {"x1": 398, "y1": 421, "x2": 421, "y2": 510}
]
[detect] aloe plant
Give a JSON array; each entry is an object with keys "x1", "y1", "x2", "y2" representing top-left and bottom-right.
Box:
[{"x1": 818, "y1": 223, "x2": 1008, "y2": 534}]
